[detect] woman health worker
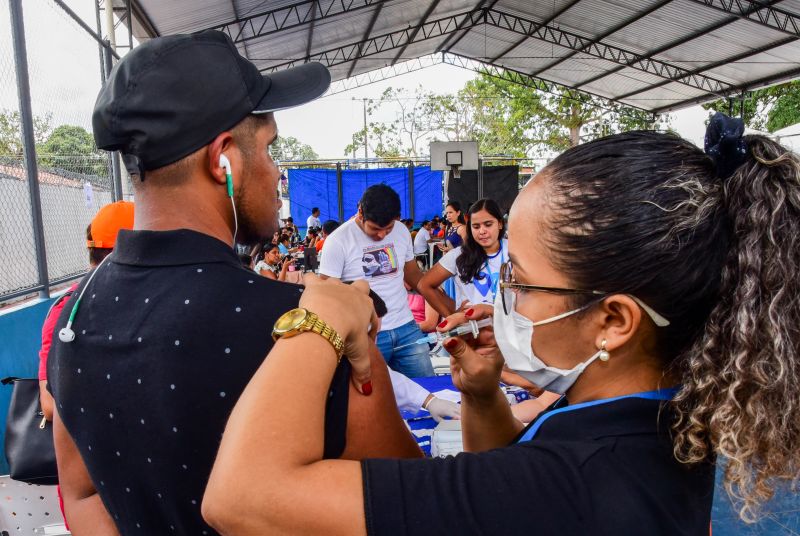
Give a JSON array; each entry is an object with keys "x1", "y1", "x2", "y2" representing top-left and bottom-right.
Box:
[{"x1": 203, "y1": 117, "x2": 800, "y2": 534}]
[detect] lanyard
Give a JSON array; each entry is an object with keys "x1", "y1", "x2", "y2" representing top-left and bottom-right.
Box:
[{"x1": 516, "y1": 386, "x2": 679, "y2": 443}]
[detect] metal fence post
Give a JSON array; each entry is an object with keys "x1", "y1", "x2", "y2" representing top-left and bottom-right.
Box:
[
  {"x1": 102, "y1": 41, "x2": 123, "y2": 201},
  {"x1": 407, "y1": 161, "x2": 415, "y2": 221},
  {"x1": 10, "y1": 0, "x2": 50, "y2": 299},
  {"x1": 336, "y1": 162, "x2": 344, "y2": 222},
  {"x1": 477, "y1": 158, "x2": 484, "y2": 200}
]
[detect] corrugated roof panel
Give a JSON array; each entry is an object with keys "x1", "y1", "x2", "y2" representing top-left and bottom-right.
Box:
[
  {"x1": 138, "y1": 0, "x2": 235, "y2": 34},
  {"x1": 544, "y1": 56, "x2": 621, "y2": 85},
  {"x1": 545, "y1": 0, "x2": 671, "y2": 47},
  {"x1": 492, "y1": 0, "x2": 584, "y2": 25},
  {"x1": 584, "y1": 67, "x2": 671, "y2": 98},
  {"x1": 367, "y1": 36, "x2": 450, "y2": 73},
  {"x1": 599, "y1": 0, "x2": 729, "y2": 57},
  {"x1": 131, "y1": 0, "x2": 800, "y2": 113},
  {"x1": 449, "y1": 24, "x2": 526, "y2": 63},
  {"x1": 702, "y1": 42, "x2": 800, "y2": 88},
  {"x1": 429, "y1": 0, "x2": 479, "y2": 18},
  {"x1": 492, "y1": 35, "x2": 580, "y2": 72},
  {"x1": 620, "y1": 80, "x2": 708, "y2": 109}
]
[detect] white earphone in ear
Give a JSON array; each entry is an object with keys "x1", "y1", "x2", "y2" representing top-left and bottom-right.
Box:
[{"x1": 219, "y1": 154, "x2": 231, "y2": 175}]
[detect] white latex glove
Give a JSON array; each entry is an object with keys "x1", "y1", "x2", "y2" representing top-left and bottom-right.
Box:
[{"x1": 426, "y1": 397, "x2": 461, "y2": 423}]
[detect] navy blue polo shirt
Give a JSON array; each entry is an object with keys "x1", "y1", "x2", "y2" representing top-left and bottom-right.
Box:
[
  {"x1": 362, "y1": 395, "x2": 714, "y2": 535},
  {"x1": 49, "y1": 229, "x2": 349, "y2": 535}
]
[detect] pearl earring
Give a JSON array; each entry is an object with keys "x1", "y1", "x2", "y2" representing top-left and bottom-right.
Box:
[{"x1": 599, "y1": 339, "x2": 610, "y2": 362}]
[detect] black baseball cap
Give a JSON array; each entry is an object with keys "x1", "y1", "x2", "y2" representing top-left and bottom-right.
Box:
[{"x1": 92, "y1": 30, "x2": 330, "y2": 177}]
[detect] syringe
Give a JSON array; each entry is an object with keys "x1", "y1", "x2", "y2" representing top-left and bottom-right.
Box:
[{"x1": 396, "y1": 317, "x2": 493, "y2": 351}]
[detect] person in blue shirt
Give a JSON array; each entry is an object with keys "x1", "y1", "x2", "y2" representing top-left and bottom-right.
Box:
[{"x1": 205, "y1": 116, "x2": 800, "y2": 535}]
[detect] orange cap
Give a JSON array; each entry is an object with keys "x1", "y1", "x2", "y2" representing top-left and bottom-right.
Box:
[{"x1": 87, "y1": 201, "x2": 135, "y2": 249}]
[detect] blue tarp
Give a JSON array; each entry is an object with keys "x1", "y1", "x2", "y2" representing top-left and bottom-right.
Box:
[{"x1": 288, "y1": 166, "x2": 443, "y2": 230}]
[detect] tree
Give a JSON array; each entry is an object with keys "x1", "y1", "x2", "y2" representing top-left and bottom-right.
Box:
[
  {"x1": 342, "y1": 74, "x2": 663, "y2": 159},
  {"x1": 703, "y1": 80, "x2": 800, "y2": 132},
  {"x1": 270, "y1": 136, "x2": 319, "y2": 162},
  {"x1": 37, "y1": 124, "x2": 107, "y2": 177},
  {"x1": 0, "y1": 109, "x2": 51, "y2": 156}
]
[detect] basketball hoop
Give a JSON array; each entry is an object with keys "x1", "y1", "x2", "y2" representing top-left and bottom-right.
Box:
[{"x1": 446, "y1": 151, "x2": 462, "y2": 180}]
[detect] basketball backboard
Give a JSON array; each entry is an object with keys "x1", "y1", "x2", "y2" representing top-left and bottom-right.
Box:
[{"x1": 430, "y1": 142, "x2": 478, "y2": 179}]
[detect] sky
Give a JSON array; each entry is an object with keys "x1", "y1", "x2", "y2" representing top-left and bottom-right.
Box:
[{"x1": 1, "y1": 0, "x2": 711, "y2": 160}]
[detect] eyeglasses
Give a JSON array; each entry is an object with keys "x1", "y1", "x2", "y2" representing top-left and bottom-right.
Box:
[
  {"x1": 498, "y1": 262, "x2": 670, "y2": 326},
  {"x1": 499, "y1": 262, "x2": 604, "y2": 315}
]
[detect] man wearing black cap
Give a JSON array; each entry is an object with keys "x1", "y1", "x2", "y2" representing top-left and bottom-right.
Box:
[{"x1": 47, "y1": 30, "x2": 416, "y2": 535}]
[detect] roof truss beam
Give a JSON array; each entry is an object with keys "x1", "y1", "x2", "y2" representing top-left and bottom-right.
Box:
[
  {"x1": 484, "y1": 8, "x2": 733, "y2": 96},
  {"x1": 441, "y1": 53, "x2": 655, "y2": 118},
  {"x1": 528, "y1": 0, "x2": 674, "y2": 78},
  {"x1": 487, "y1": 0, "x2": 582, "y2": 63},
  {"x1": 686, "y1": 0, "x2": 800, "y2": 37},
  {"x1": 212, "y1": 0, "x2": 389, "y2": 44},
  {"x1": 613, "y1": 34, "x2": 796, "y2": 101},
  {"x1": 574, "y1": 0, "x2": 783, "y2": 90},
  {"x1": 263, "y1": 9, "x2": 481, "y2": 72},
  {"x1": 437, "y1": 0, "x2": 502, "y2": 54},
  {"x1": 651, "y1": 64, "x2": 800, "y2": 114},
  {"x1": 391, "y1": 0, "x2": 443, "y2": 65},
  {"x1": 327, "y1": 55, "x2": 443, "y2": 96},
  {"x1": 305, "y1": 1, "x2": 317, "y2": 60},
  {"x1": 346, "y1": 3, "x2": 385, "y2": 78}
]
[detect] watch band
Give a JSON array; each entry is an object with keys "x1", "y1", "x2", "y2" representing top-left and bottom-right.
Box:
[{"x1": 305, "y1": 312, "x2": 345, "y2": 363}]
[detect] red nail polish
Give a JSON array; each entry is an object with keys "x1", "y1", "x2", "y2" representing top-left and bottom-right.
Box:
[
  {"x1": 443, "y1": 338, "x2": 458, "y2": 350},
  {"x1": 362, "y1": 381, "x2": 373, "y2": 396},
  {"x1": 465, "y1": 308, "x2": 474, "y2": 317},
  {"x1": 438, "y1": 320, "x2": 448, "y2": 328}
]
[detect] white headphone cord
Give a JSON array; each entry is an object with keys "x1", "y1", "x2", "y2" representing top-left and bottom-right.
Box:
[{"x1": 230, "y1": 194, "x2": 239, "y2": 248}]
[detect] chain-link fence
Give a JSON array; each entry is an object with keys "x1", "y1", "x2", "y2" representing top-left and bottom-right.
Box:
[{"x1": 0, "y1": 0, "x2": 127, "y2": 305}]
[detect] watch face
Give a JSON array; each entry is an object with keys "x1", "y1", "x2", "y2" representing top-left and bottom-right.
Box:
[{"x1": 274, "y1": 308, "x2": 308, "y2": 334}]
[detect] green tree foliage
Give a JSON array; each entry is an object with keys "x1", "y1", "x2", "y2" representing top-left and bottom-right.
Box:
[
  {"x1": 0, "y1": 109, "x2": 51, "y2": 156},
  {"x1": 703, "y1": 80, "x2": 800, "y2": 132},
  {"x1": 38, "y1": 124, "x2": 106, "y2": 176},
  {"x1": 270, "y1": 135, "x2": 319, "y2": 162},
  {"x1": 343, "y1": 74, "x2": 663, "y2": 159}
]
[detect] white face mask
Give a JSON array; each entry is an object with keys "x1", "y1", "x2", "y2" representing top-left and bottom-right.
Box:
[{"x1": 492, "y1": 291, "x2": 606, "y2": 395}]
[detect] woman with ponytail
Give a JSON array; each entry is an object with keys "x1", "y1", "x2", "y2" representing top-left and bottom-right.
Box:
[
  {"x1": 419, "y1": 198, "x2": 507, "y2": 316},
  {"x1": 205, "y1": 114, "x2": 800, "y2": 534}
]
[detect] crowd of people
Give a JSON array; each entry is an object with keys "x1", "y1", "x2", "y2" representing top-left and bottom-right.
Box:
[{"x1": 31, "y1": 29, "x2": 800, "y2": 536}]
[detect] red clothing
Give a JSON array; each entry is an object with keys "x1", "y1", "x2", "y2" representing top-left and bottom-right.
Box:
[
  {"x1": 38, "y1": 283, "x2": 79, "y2": 381},
  {"x1": 315, "y1": 237, "x2": 325, "y2": 253}
]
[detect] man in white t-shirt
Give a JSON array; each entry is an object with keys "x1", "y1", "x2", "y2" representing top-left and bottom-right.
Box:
[
  {"x1": 319, "y1": 184, "x2": 434, "y2": 377},
  {"x1": 413, "y1": 220, "x2": 432, "y2": 255},
  {"x1": 306, "y1": 207, "x2": 321, "y2": 230}
]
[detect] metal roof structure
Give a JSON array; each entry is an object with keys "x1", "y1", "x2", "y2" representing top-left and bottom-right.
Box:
[{"x1": 124, "y1": 0, "x2": 800, "y2": 114}]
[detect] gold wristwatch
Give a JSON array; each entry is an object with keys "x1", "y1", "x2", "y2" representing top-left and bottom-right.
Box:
[{"x1": 272, "y1": 308, "x2": 345, "y2": 362}]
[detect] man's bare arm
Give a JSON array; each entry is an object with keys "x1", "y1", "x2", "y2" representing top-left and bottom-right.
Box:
[{"x1": 53, "y1": 409, "x2": 119, "y2": 536}]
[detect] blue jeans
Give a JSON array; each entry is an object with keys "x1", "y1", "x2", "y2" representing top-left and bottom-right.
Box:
[{"x1": 376, "y1": 320, "x2": 435, "y2": 378}]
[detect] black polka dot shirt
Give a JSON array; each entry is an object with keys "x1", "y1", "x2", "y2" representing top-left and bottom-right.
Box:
[{"x1": 49, "y1": 229, "x2": 349, "y2": 535}]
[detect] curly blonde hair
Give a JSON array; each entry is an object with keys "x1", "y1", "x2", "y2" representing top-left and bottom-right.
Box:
[
  {"x1": 543, "y1": 130, "x2": 800, "y2": 522},
  {"x1": 673, "y1": 136, "x2": 800, "y2": 521}
]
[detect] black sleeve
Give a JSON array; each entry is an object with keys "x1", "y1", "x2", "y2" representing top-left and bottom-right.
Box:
[
  {"x1": 361, "y1": 442, "x2": 601, "y2": 536},
  {"x1": 322, "y1": 359, "x2": 350, "y2": 459}
]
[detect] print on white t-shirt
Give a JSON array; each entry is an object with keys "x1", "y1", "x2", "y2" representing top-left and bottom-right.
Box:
[
  {"x1": 439, "y1": 239, "x2": 507, "y2": 308},
  {"x1": 362, "y1": 244, "x2": 399, "y2": 278},
  {"x1": 318, "y1": 218, "x2": 414, "y2": 331}
]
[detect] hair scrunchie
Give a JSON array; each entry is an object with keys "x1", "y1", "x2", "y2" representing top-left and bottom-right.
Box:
[{"x1": 704, "y1": 112, "x2": 748, "y2": 180}]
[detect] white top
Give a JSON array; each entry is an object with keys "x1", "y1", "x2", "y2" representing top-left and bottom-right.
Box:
[
  {"x1": 319, "y1": 218, "x2": 415, "y2": 331},
  {"x1": 413, "y1": 226, "x2": 431, "y2": 255},
  {"x1": 388, "y1": 369, "x2": 429, "y2": 414},
  {"x1": 438, "y1": 239, "x2": 508, "y2": 309},
  {"x1": 306, "y1": 215, "x2": 322, "y2": 229}
]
